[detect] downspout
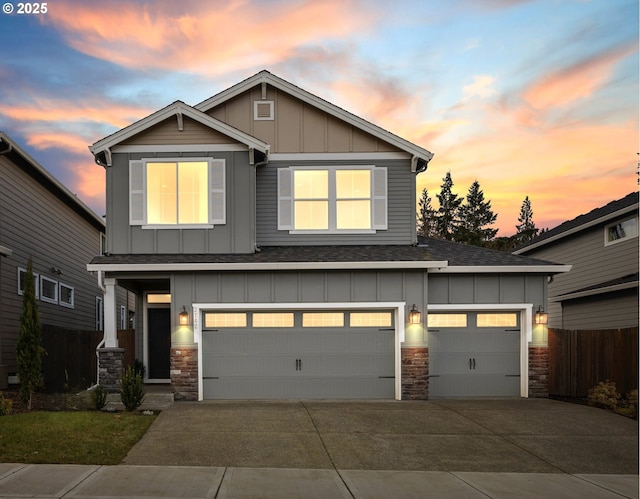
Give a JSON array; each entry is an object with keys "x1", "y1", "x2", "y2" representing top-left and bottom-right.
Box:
[
  {"x1": 253, "y1": 149, "x2": 269, "y2": 253},
  {"x1": 88, "y1": 270, "x2": 106, "y2": 390}
]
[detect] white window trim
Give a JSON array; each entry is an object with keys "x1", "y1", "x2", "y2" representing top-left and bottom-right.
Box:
[
  {"x1": 604, "y1": 216, "x2": 638, "y2": 246},
  {"x1": 278, "y1": 165, "x2": 387, "y2": 234},
  {"x1": 17, "y1": 267, "x2": 40, "y2": 299},
  {"x1": 129, "y1": 157, "x2": 226, "y2": 228},
  {"x1": 40, "y1": 275, "x2": 58, "y2": 304},
  {"x1": 193, "y1": 302, "x2": 406, "y2": 402},
  {"x1": 59, "y1": 283, "x2": 75, "y2": 309}
]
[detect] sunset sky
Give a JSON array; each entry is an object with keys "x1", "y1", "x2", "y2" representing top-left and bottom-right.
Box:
[{"x1": 0, "y1": 0, "x2": 637, "y2": 236}]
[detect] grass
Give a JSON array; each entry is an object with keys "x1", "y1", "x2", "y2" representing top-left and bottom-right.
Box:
[{"x1": 0, "y1": 411, "x2": 156, "y2": 464}]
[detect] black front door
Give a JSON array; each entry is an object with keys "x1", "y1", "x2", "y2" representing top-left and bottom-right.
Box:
[{"x1": 148, "y1": 308, "x2": 171, "y2": 379}]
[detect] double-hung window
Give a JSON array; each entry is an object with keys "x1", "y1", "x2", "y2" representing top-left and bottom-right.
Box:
[
  {"x1": 129, "y1": 158, "x2": 225, "y2": 227},
  {"x1": 278, "y1": 166, "x2": 387, "y2": 233}
]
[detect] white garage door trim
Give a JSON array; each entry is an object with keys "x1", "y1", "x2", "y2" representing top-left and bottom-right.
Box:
[
  {"x1": 193, "y1": 301, "x2": 407, "y2": 401},
  {"x1": 427, "y1": 303, "x2": 533, "y2": 397}
]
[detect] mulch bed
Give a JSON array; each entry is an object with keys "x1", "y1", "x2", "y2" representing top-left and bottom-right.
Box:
[{"x1": 1, "y1": 388, "x2": 93, "y2": 414}]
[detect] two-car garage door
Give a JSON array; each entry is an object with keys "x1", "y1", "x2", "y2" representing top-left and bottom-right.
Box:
[{"x1": 202, "y1": 310, "x2": 395, "y2": 399}]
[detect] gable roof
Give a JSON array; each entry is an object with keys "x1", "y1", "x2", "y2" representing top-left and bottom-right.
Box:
[
  {"x1": 195, "y1": 70, "x2": 434, "y2": 172},
  {"x1": 89, "y1": 101, "x2": 270, "y2": 167},
  {"x1": 514, "y1": 192, "x2": 639, "y2": 254},
  {"x1": 0, "y1": 131, "x2": 104, "y2": 231}
]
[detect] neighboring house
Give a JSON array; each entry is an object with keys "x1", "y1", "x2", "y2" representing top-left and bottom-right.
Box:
[
  {"x1": 0, "y1": 132, "x2": 133, "y2": 386},
  {"x1": 87, "y1": 70, "x2": 569, "y2": 401},
  {"x1": 514, "y1": 192, "x2": 639, "y2": 330}
]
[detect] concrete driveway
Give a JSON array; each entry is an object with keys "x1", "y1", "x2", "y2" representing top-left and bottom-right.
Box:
[{"x1": 122, "y1": 398, "x2": 638, "y2": 474}]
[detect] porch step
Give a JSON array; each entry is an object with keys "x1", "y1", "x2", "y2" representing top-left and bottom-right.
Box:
[{"x1": 104, "y1": 391, "x2": 174, "y2": 412}]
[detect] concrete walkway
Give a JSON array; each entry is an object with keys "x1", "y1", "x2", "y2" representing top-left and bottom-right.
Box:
[
  {"x1": 0, "y1": 463, "x2": 637, "y2": 498},
  {"x1": 0, "y1": 398, "x2": 637, "y2": 498}
]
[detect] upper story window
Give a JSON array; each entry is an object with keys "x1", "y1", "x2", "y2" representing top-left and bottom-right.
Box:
[
  {"x1": 129, "y1": 158, "x2": 225, "y2": 228},
  {"x1": 277, "y1": 166, "x2": 387, "y2": 233},
  {"x1": 605, "y1": 216, "x2": 638, "y2": 246}
]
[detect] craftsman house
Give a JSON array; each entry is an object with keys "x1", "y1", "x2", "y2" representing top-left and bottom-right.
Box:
[{"x1": 87, "y1": 70, "x2": 569, "y2": 400}]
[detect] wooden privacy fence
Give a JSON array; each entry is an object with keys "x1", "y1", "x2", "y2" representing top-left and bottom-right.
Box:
[
  {"x1": 549, "y1": 327, "x2": 638, "y2": 398},
  {"x1": 41, "y1": 325, "x2": 135, "y2": 392}
]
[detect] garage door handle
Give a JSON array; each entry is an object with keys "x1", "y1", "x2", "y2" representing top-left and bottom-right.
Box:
[
  {"x1": 469, "y1": 358, "x2": 472, "y2": 370},
  {"x1": 505, "y1": 374, "x2": 520, "y2": 377},
  {"x1": 473, "y1": 358, "x2": 476, "y2": 370}
]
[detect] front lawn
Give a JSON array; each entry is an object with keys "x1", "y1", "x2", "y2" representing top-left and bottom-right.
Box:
[{"x1": 0, "y1": 411, "x2": 156, "y2": 464}]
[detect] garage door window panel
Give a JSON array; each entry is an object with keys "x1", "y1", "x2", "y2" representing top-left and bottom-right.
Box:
[
  {"x1": 252, "y1": 313, "x2": 295, "y2": 328},
  {"x1": 427, "y1": 313, "x2": 467, "y2": 328},
  {"x1": 350, "y1": 312, "x2": 393, "y2": 327},
  {"x1": 477, "y1": 313, "x2": 518, "y2": 327},
  {"x1": 204, "y1": 313, "x2": 247, "y2": 328},
  {"x1": 302, "y1": 312, "x2": 344, "y2": 327}
]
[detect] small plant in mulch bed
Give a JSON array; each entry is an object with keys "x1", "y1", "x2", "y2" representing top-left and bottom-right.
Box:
[
  {"x1": 120, "y1": 366, "x2": 145, "y2": 412},
  {"x1": 90, "y1": 384, "x2": 108, "y2": 411},
  {"x1": 588, "y1": 380, "x2": 638, "y2": 419}
]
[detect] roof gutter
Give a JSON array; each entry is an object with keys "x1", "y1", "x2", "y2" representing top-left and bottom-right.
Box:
[{"x1": 87, "y1": 260, "x2": 450, "y2": 273}]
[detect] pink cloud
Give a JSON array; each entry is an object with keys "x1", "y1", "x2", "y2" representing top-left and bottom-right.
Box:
[
  {"x1": 0, "y1": 98, "x2": 151, "y2": 129},
  {"x1": 26, "y1": 132, "x2": 92, "y2": 155},
  {"x1": 72, "y1": 160, "x2": 106, "y2": 209},
  {"x1": 523, "y1": 42, "x2": 637, "y2": 111},
  {"x1": 43, "y1": 0, "x2": 378, "y2": 74}
]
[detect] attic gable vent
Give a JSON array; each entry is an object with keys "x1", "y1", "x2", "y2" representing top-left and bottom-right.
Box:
[{"x1": 254, "y1": 100, "x2": 274, "y2": 121}]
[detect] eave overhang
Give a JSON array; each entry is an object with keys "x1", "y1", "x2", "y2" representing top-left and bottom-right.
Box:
[
  {"x1": 87, "y1": 260, "x2": 450, "y2": 273},
  {"x1": 89, "y1": 101, "x2": 270, "y2": 167},
  {"x1": 428, "y1": 265, "x2": 572, "y2": 274}
]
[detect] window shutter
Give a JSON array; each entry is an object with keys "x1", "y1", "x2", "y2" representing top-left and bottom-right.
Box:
[
  {"x1": 129, "y1": 160, "x2": 145, "y2": 225},
  {"x1": 209, "y1": 159, "x2": 226, "y2": 225},
  {"x1": 277, "y1": 168, "x2": 293, "y2": 230},
  {"x1": 372, "y1": 167, "x2": 387, "y2": 230}
]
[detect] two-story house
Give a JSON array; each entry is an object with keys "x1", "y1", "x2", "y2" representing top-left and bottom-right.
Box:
[
  {"x1": 514, "y1": 192, "x2": 638, "y2": 330},
  {"x1": 0, "y1": 132, "x2": 133, "y2": 389},
  {"x1": 87, "y1": 70, "x2": 569, "y2": 401}
]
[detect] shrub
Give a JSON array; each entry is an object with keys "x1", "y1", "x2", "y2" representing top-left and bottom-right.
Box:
[
  {"x1": 0, "y1": 392, "x2": 12, "y2": 416},
  {"x1": 91, "y1": 384, "x2": 108, "y2": 411},
  {"x1": 120, "y1": 366, "x2": 145, "y2": 412},
  {"x1": 587, "y1": 380, "x2": 620, "y2": 410}
]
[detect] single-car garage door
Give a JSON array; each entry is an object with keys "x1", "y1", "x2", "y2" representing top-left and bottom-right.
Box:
[
  {"x1": 202, "y1": 310, "x2": 395, "y2": 399},
  {"x1": 428, "y1": 311, "x2": 521, "y2": 397}
]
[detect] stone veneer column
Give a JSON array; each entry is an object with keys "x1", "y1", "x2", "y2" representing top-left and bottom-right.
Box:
[
  {"x1": 401, "y1": 347, "x2": 429, "y2": 400},
  {"x1": 170, "y1": 346, "x2": 198, "y2": 400},
  {"x1": 528, "y1": 345, "x2": 549, "y2": 398},
  {"x1": 98, "y1": 347, "x2": 125, "y2": 392}
]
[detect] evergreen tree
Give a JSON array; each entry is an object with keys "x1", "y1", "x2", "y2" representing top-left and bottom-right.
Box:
[
  {"x1": 457, "y1": 180, "x2": 498, "y2": 246},
  {"x1": 16, "y1": 258, "x2": 44, "y2": 410},
  {"x1": 435, "y1": 171, "x2": 462, "y2": 240},
  {"x1": 416, "y1": 188, "x2": 437, "y2": 237},
  {"x1": 515, "y1": 196, "x2": 539, "y2": 244}
]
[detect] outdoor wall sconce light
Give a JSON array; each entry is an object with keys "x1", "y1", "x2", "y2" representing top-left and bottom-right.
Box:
[
  {"x1": 534, "y1": 306, "x2": 548, "y2": 325},
  {"x1": 409, "y1": 304, "x2": 422, "y2": 325},
  {"x1": 179, "y1": 306, "x2": 189, "y2": 326}
]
